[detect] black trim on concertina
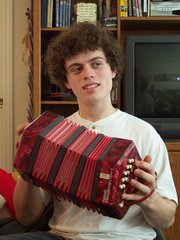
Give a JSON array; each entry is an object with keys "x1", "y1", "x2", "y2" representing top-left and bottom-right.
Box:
[
  {"x1": 27, "y1": 115, "x2": 64, "y2": 175},
  {"x1": 46, "y1": 125, "x2": 86, "y2": 186}
]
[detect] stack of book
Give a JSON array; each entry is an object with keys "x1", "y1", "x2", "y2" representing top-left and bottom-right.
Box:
[
  {"x1": 41, "y1": 0, "x2": 118, "y2": 28},
  {"x1": 120, "y1": 0, "x2": 180, "y2": 17},
  {"x1": 41, "y1": 0, "x2": 72, "y2": 28},
  {"x1": 150, "y1": 1, "x2": 180, "y2": 16},
  {"x1": 101, "y1": 16, "x2": 117, "y2": 27},
  {"x1": 120, "y1": 0, "x2": 150, "y2": 17}
]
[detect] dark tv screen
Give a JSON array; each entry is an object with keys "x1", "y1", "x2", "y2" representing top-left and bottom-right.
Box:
[{"x1": 124, "y1": 35, "x2": 180, "y2": 141}]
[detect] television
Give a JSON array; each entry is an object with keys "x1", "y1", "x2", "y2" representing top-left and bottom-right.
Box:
[{"x1": 123, "y1": 35, "x2": 180, "y2": 141}]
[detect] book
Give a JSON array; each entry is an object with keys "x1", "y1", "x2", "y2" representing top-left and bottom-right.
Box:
[
  {"x1": 120, "y1": 0, "x2": 128, "y2": 17},
  {"x1": 137, "y1": 0, "x2": 142, "y2": 16},
  {"x1": 101, "y1": 16, "x2": 117, "y2": 27},
  {"x1": 128, "y1": 0, "x2": 133, "y2": 16},
  {"x1": 53, "y1": 0, "x2": 60, "y2": 27},
  {"x1": 131, "y1": 0, "x2": 137, "y2": 16},
  {"x1": 66, "y1": 0, "x2": 72, "y2": 26},
  {"x1": 135, "y1": 0, "x2": 139, "y2": 16},
  {"x1": 41, "y1": 0, "x2": 48, "y2": 27},
  {"x1": 98, "y1": 0, "x2": 103, "y2": 20},
  {"x1": 59, "y1": 0, "x2": 64, "y2": 27},
  {"x1": 62, "y1": 0, "x2": 66, "y2": 27},
  {"x1": 105, "y1": 0, "x2": 111, "y2": 17},
  {"x1": 142, "y1": 0, "x2": 148, "y2": 16},
  {"x1": 47, "y1": 0, "x2": 53, "y2": 27}
]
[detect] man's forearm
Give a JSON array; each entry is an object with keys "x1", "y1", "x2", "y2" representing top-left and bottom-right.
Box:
[
  {"x1": 140, "y1": 191, "x2": 177, "y2": 229},
  {"x1": 13, "y1": 176, "x2": 45, "y2": 226}
]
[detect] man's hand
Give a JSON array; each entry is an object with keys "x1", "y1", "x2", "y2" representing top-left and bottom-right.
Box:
[
  {"x1": 16, "y1": 122, "x2": 29, "y2": 149},
  {"x1": 122, "y1": 155, "x2": 177, "y2": 229},
  {"x1": 122, "y1": 155, "x2": 157, "y2": 203}
]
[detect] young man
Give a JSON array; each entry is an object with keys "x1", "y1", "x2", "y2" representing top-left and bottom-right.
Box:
[{"x1": 2, "y1": 22, "x2": 177, "y2": 240}]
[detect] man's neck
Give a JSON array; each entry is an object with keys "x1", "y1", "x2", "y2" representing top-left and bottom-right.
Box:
[{"x1": 78, "y1": 103, "x2": 116, "y2": 122}]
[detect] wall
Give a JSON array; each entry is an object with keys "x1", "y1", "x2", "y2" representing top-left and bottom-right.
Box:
[
  {"x1": 13, "y1": 0, "x2": 31, "y2": 154},
  {"x1": 0, "y1": 0, "x2": 30, "y2": 169}
]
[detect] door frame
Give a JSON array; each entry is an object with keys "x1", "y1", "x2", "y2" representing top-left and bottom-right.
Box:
[{"x1": 0, "y1": 0, "x2": 13, "y2": 171}]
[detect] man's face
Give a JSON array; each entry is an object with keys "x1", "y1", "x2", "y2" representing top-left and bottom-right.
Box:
[{"x1": 64, "y1": 49, "x2": 116, "y2": 105}]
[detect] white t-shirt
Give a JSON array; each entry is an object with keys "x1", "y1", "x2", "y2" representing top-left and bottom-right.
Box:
[{"x1": 46, "y1": 110, "x2": 177, "y2": 240}]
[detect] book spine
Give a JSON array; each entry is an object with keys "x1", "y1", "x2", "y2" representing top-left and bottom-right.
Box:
[
  {"x1": 147, "y1": 0, "x2": 150, "y2": 17},
  {"x1": 41, "y1": 0, "x2": 48, "y2": 27},
  {"x1": 65, "y1": 0, "x2": 69, "y2": 27},
  {"x1": 142, "y1": 0, "x2": 147, "y2": 16},
  {"x1": 67, "y1": 0, "x2": 71, "y2": 26},
  {"x1": 138, "y1": 0, "x2": 142, "y2": 16},
  {"x1": 59, "y1": 0, "x2": 63, "y2": 27},
  {"x1": 105, "y1": 0, "x2": 111, "y2": 17},
  {"x1": 98, "y1": 0, "x2": 103, "y2": 20},
  {"x1": 131, "y1": 0, "x2": 137, "y2": 16},
  {"x1": 128, "y1": 0, "x2": 133, "y2": 16},
  {"x1": 47, "y1": 0, "x2": 53, "y2": 27},
  {"x1": 54, "y1": 0, "x2": 60, "y2": 27},
  {"x1": 135, "y1": 0, "x2": 140, "y2": 16},
  {"x1": 120, "y1": 0, "x2": 128, "y2": 17},
  {"x1": 62, "y1": 0, "x2": 66, "y2": 27}
]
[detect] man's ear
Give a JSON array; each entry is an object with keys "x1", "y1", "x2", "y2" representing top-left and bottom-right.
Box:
[
  {"x1": 64, "y1": 81, "x2": 71, "y2": 89},
  {"x1": 112, "y1": 69, "x2": 117, "y2": 79}
]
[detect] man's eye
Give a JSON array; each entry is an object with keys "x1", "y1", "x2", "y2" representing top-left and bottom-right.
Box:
[
  {"x1": 92, "y1": 62, "x2": 103, "y2": 68},
  {"x1": 71, "y1": 66, "x2": 82, "y2": 73}
]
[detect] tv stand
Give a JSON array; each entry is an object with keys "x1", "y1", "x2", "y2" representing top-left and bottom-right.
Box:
[{"x1": 119, "y1": 17, "x2": 180, "y2": 240}]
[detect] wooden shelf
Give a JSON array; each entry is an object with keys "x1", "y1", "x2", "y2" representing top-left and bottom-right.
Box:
[
  {"x1": 41, "y1": 26, "x2": 118, "y2": 32},
  {"x1": 120, "y1": 16, "x2": 180, "y2": 21},
  {"x1": 120, "y1": 17, "x2": 180, "y2": 31},
  {"x1": 41, "y1": 100, "x2": 78, "y2": 105}
]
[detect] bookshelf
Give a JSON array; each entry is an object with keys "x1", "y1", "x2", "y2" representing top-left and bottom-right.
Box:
[
  {"x1": 33, "y1": 2, "x2": 180, "y2": 239},
  {"x1": 33, "y1": 0, "x2": 120, "y2": 118},
  {"x1": 33, "y1": 1, "x2": 180, "y2": 118}
]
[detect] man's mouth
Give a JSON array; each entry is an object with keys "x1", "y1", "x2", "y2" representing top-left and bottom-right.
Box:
[{"x1": 83, "y1": 83, "x2": 100, "y2": 89}]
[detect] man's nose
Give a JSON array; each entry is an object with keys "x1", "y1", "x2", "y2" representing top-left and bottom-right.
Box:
[{"x1": 83, "y1": 64, "x2": 94, "y2": 80}]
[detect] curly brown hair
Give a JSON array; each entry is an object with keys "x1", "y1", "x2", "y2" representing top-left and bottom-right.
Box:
[{"x1": 45, "y1": 22, "x2": 124, "y2": 89}]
